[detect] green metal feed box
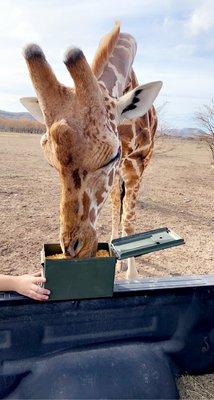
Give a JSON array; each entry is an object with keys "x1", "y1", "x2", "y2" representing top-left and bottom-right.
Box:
[
  {"x1": 42, "y1": 242, "x2": 115, "y2": 301},
  {"x1": 41, "y1": 227, "x2": 184, "y2": 301}
]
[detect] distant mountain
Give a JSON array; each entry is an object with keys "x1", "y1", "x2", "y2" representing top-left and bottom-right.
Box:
[
  {"x1": 0, "y1": 109, "x2": 34, "y2": 121},
  {"x1": 179, "y1": 128, "x2": 206, "y2": 137},
  {"x1": 164, "y1": 127, "x2": 206, "y2": 137}
]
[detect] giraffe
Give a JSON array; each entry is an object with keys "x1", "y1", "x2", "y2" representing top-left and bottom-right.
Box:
[{"x1": 20, "y1": 22, "x2": 162, "y2": 279}]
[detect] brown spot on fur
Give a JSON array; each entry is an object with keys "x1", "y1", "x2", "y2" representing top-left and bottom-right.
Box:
[
  {"x1": 64, "y1": 154, "x2": 73, "y2": 165},
  {"x1": 108, "y1": 169, "x2": 114, "y2": 186},
  {"x1": 109, "y1": 113, "x2": 115, "y2": 120},
  {"x1": 110, "y1": 101, "x2": 115, "y2": 108},
  {"x1": 95, "y1": 187, "x2": 105, "y2": 205},
  {"x1": 81, "y1": 192, "x2": 90, "y2": 221},
  {"x1": 123, "y1": 159, "x2": 133, "y2": 170},
  {"x1": 148, "y1": 109, "x2": 153, "y2": 126},
  {"x1": 72, "y1": 169, "x2": 81, "y2": 189},
  {"x1": 89, "y1": 208, "x2": 96, "y2": 224},
  {"x1": 85, "y1": 129, "x2": 90, "y2": 136},
  {"x1": 122, "y1": 160, "x2": 139, "y2": 188},
  {"x1": 129, "y1": 151, "x2": 143, "y2": 159},
  {"x1": 83, "y1": 170, "x2": 88, "y2": 179}
]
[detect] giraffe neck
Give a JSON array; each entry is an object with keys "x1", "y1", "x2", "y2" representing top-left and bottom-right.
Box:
[{"x1": 98, "y1": 33, "x2": 137, "y2": 98}]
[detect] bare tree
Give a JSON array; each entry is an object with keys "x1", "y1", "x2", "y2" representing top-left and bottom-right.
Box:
[
  {"x1": 154, "y1": 100, "x2": 177, "y2": 156},
  {"x1": 195, "y1": 99, "x2": 214, "y2": 165},
  {"x1": 156, "y1": 101, "x2": 172, "y2": 136}
]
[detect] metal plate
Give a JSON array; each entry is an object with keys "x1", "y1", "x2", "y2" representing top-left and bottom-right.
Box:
[
  {"x1": 111, "y1": 227, "x2": 184, "y2": 259},
  {"x1": 114, "y1": 274, "x2": 214, "y2": 292}
]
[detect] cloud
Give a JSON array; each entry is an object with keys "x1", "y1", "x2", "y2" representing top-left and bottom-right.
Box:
[
  {"x1": 187, "y1": 0, "x2": 214, "y2": 36},
  {"x1": 174, "y1": 44, "x2": 196, "y2": 57},
  {"x1": 0, "y1": 2, "x2": 39, "y2": 41},
  {"x1": 0, "y1": 0, "x2": 213, "y2": 128}
]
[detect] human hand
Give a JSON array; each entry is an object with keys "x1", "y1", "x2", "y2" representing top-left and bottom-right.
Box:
[{"x1": 13, "y1": 271, "x2": 50, "y2": 301}]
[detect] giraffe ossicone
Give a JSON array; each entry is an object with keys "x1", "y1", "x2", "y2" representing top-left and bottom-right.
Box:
[{"x1": 21, "y1": 22, "x2": 162, "y2": 279}]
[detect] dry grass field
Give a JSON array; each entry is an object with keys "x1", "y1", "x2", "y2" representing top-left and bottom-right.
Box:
[{"x1": 0, "y1": 131, "x2": 213, "y2": 398}]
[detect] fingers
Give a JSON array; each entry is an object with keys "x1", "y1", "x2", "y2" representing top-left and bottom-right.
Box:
[
  {"x1": 32, "y1": 276, "x2": 46, "y2": 284},
  {"x1": 29, "y1": 291, "x2": 49, "y2": 301},
  {"x1": 29, "y1": 284, "x2": 50, "y2": 301},
  {"x1": 33, "y1": 284, "x2": 50, "y2": 295}
]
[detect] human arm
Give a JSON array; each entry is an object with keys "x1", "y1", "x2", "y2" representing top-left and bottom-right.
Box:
[{"x1": 0, "y1": 271, "x2": 50, "y2": 301}]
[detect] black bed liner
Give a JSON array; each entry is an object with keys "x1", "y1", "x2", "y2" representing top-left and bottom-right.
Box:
[{"x1": 0, "y1": 274, "x2": 214, "y2": 399}]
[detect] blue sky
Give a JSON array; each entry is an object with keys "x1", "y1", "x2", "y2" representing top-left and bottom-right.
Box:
[{"x1": 0, "y1": 0, "x2": 213, "y2": 128}]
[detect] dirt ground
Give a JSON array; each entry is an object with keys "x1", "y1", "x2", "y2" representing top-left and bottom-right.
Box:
[
  {"x1": 0, "y1": 131, "x2": 213, "y2": 398},
  {"x1": 0, "y1": 132, "x2": 213, "y2": 277}
]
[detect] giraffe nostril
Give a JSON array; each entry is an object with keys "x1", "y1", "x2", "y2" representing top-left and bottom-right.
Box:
[{"x1": 73, "y1": 239, "x2": 79, "y2": 252}]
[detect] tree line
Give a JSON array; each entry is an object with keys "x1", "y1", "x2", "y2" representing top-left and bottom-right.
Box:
[{"x1": 0, "y1": 117, "x2": 45, "y2": 134}]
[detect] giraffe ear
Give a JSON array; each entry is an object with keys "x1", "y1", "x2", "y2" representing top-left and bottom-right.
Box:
[
  {"x1": 116, "y1": 81, "x2": 162, "y2": 124},
  {"x1": 20, "y1": 97, "x2": 45, "y2": 124}
]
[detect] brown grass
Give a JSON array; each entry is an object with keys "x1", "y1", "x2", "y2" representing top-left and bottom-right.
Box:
[
  {"x1": 178, "y1": 375, "x2": 214, "y2": 400},
  {"x1": 0, "y1": 133, "x2": 213, "y2": 277}
]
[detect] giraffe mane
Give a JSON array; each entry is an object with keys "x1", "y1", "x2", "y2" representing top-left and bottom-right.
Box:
[{"x1": 91, "y1": 21, "x2": 121, "y2": 80}]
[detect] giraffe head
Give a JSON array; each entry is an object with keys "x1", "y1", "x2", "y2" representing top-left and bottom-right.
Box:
[{"x1": 21, "y1": 23, "x2": 162, "y2": 258}]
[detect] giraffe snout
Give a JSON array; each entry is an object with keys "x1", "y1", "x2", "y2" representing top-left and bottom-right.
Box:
[
  {"x1": 63, "y1": 239, "x2": 82, "y2": 257},
  {"x1": 60, "y1": 225, "x2": 97, "y2": 259}
]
